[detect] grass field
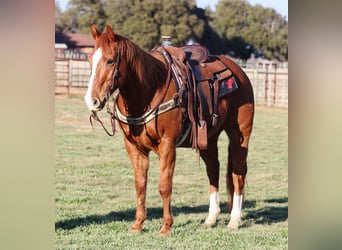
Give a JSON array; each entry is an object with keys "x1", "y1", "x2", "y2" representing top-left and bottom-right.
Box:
[{"x1": 55, "y1": 94, "x2": 288, "y2": 249}]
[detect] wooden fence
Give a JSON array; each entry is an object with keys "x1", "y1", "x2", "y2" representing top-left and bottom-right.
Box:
[
  {"x1": 242, "y1": 62, "x2": 288, "y2": 108},
  {"x1": 55, "y1": 59, "x2": 91, "y2": 95},
  {"x1": 55, "y1": 58, "x2": 288, "y2": 108}
]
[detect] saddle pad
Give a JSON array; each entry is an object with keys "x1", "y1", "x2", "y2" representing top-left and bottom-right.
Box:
[{"x1": 219, "y1": 76, "x2": 238, "y2": 97}]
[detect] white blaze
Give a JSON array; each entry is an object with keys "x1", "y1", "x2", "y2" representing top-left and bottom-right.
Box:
[{"x1": 85, "y1": 48, "x2": 102, "y2": 109}]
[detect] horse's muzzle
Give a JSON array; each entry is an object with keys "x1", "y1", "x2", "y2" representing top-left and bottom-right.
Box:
[
  {"x1": 92, "y1": 98, "x2": 101, "y2": 109},
  {"x1": 85, "y1": 97, "x2": 106, "y2": 111}
]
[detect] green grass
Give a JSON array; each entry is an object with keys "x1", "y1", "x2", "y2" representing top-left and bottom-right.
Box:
[{"x1": 55, "y1": 95, "x2": 288, "y2": 249}]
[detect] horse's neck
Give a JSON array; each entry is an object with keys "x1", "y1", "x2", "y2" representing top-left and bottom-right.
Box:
[
  {"x1": 119, "y1": 46, "x2": 167, "y2": 116},
  {"x1": 119, "y1": 74, "x2": 152, "y2": 115}
]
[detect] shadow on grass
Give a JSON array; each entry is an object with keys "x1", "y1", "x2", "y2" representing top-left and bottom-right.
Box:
[
  {"x1": 242, "y1": 197, "x2": 288, "y2": 226},
  {"x1": 55, "y1": 209, "x2": 136, "y2": 230},
  {"x1": 55, "y1": 198, "x2": 286, "y2": 230},
  {"x1": 55, "y1": 205, "x2": 208, "y2": 231}
]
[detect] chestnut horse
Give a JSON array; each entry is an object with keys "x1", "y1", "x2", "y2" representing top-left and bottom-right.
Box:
[{"x1": 85, "y1": 25, "x2": 254, "y2": 235}]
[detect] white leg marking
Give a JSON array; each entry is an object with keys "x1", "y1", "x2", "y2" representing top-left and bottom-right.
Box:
[
  {"x1": 204, "y1": 192, "x2": 220, "y2": 227},
  {"x1": 228, "y1": 193, "x2": 243, "y2": 229},
  {"x1": 209, "y1": 192, "x2": 220, "y2": 213},
  {"x1": 85, "y1": 48, "x2": 102, "y2": 109}
]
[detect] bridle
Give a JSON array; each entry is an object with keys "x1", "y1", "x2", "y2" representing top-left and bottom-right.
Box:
[
  {"x1": 89, "y1": 45, "x2": 177, "y2": 137},
  {"x1": 89, "y1": 44, "x2": 121, "y2": 136},
  {"x1": 105, "y1": 45, "x2": 121, "y2": 102}
]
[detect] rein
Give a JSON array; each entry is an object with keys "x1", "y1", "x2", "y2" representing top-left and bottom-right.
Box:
[{"x1": 89, "y1": 110, "x2": 116, "y2": 136}]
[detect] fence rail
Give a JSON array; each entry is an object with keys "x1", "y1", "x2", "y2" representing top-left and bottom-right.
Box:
[
  {"x1": 242, "y1": 63, "x2": 288, "y2": 108},
  {"x1": 55, "y1": 58, "x2": 288, "y2": 108}
]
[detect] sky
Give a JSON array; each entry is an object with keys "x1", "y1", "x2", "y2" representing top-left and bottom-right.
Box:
[{"x1": 56, "y1": 0, "x2": 288, "y2": 20}]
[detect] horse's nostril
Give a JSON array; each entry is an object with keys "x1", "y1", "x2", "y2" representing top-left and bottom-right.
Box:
[{"x1": 92, "y1": 98, "x2": 101, "y2": 108}]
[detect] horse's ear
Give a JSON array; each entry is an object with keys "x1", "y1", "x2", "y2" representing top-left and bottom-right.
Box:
[
  {"x1": 90, "y1": 24, "x2": 101, "y2": 40},
  {"x1": 105, "y1": 25, "x2": 115, "y2": 41}
]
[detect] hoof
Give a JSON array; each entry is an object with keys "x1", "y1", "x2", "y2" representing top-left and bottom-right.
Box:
[
  {"x1": 227, "y1": 221, "x2": 239, "y2": 230},
  {"x1": 227, "y1": 215, "x2": 241, "y2": 230},
  {"x1": 159, "y1": 226, "x2": 171, "y2": 236},
  {"x1": 204, "y1": 211, "x2": 219, "y2": 227},
  {"x1": 130, "y1": 223, "x2": 143, "y2": 233},
  {"x1": 129, "y1": 228, "x2": 142, "y2": 233}
]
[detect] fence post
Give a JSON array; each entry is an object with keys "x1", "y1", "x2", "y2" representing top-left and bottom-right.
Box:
[
  {"x1": 265, "y1": 64, "x2": 269, "y2": 106},
  {"x1": 67, "y1": 59, "x2": 71, "y2": 96},
  {"x1": 273, "y1": 63, "x2": 277, "y2": 106},
  {"x1": 253, "y1": 63, "x2": 258, "y2": 106}
]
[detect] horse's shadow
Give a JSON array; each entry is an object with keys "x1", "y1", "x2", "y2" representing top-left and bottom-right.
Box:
[
  {"x1": 55, "y1": 198, "x2": 287, "y2": 231},
  {"x1": 241, "y1": 197, "x2": 288, "y2": 227},
  {"x1": 55, "y1": 205, "x2": 209, "y2": 231}
]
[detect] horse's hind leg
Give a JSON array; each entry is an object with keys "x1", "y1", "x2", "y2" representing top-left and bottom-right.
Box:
[
  {"x1": 226, "y1": 142, "x2": 247, "y2": 229},
  {"x1": 226, "y1": 103, "x2": 253, "y2": 229},
  {"x1": 200, "y1": 134, "x2": 221, "y2": 227}
]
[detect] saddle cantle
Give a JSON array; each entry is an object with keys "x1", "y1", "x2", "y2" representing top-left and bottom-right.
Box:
[
  {"x1": 181, "y1": 45, "x2": 209, "y2": 63},
  {"x1": 158, "y1": 45, "x2": 238, "y2": 150},
  {"x1": 160, "y1": 45, "x2": 209, "y2": 65}
]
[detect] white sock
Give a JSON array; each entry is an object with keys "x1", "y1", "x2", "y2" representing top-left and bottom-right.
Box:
[
  {"x1": 209, "y1": 192, "x2": 220, "y2": 213},
  {"x1": 231, "y1": 193, "x2": 243, "y2": 216}
]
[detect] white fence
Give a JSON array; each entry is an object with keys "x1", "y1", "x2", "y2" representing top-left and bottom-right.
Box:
[{"x1": 55, "y1": 59, "x2": 288, "y2": 108}]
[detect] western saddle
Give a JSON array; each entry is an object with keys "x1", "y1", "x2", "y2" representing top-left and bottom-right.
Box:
[{"x1": 155, "y1": 45, "x2": 238, "y2": 150}]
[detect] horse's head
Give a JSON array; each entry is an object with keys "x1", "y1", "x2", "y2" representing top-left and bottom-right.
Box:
[{"x1": 85, "y1": 24, "x2": 121, "y2": 111}]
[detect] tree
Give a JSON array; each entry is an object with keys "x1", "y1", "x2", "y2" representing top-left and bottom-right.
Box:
[
  {"x1": 104, "y1": 0, "x2": 162, "y2": 49},
  {"x1": 55, "y1": 2, "x2": 64, "y2": 33},
  {"x1": 55, "y1": 0, "x2": 288, "y2": 61},
  {"x1": 61, "y1": 0, "x2": 107, "y2": 34},
  {"x1": 105, "y1": 0, "x2": 204, "y2": 50},
  {"x1": 193, "y1": 6, "x2": 226, "y2": 54},
  {"x1": 212, "y1": 0, "x2": 288, "y2": 61}
]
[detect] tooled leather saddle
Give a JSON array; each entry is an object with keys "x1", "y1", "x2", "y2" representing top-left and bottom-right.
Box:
[{"x1": 156, "y1": 45, "x2": 238, "y2": 150}]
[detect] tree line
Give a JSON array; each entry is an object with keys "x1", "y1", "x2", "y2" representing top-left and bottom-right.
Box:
[{"x1": 55, "y1": 0, "x2": 288, "y2": 61}]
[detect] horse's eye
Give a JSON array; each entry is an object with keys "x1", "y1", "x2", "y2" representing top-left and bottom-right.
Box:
[{"x1": 107, "y1": 59, "x2": 115, "y2": 65}]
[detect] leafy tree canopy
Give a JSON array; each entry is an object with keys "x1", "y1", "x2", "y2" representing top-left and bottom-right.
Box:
[
  {"x1": 212, "y1": 0, "x2": 288, "y2": 60},
  {"x1": 61, "y1": 0, "x2": 107, "y2": 34},
  {"x1": 55, "y1": 0, "x2": 288, "y2": 61},
  {"x1": 105, "y1": 0, "x2": 204, "y2": 49}
]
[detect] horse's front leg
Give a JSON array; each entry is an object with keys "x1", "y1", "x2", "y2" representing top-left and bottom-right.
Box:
[
  {"x1": 158, "y1": 139, "x2": 176, "y2": 235},
  {"x1": 124, "y1": 139, "x2": 149, "y2": 233}
]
